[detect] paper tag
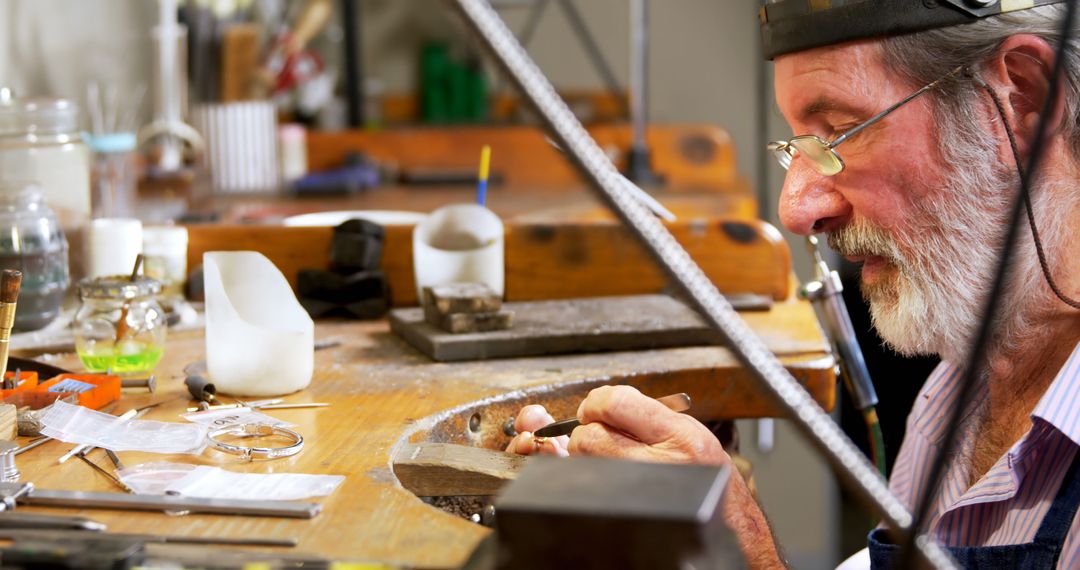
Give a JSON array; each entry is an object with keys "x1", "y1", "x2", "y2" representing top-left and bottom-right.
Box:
[
  {"x1": 117, "y1": 463, "x2": 344, "y2": 501},
  {"x1": 167, "y1": 466, "x2": 344, "y2": 500},
  {"x1": 182, "y1": 407, "x2": 295, "y2": 429},
  {"x1": 47, "y1": 379, "x2": 96, "y2": 394}
]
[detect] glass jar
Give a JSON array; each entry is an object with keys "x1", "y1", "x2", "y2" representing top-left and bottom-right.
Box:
[
  {"x1": 86, "y1": 132, "x2": 137, "y2": 219},
  {"x1": 0, "y1": 183, "x2": 70, "y2": 331},
  {"x1": 74, "y1": 276, "x2": 166, "y2": 375},
  {"x1": 0, "y1": 97, "x2": 91, "y2": 229}
]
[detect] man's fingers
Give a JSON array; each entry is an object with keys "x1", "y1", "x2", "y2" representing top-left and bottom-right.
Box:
[
  {"x1": 568, "y1": 422, "x2": 663, "y2": 462},
  {"x1": 506, "y1": 431, "x2": 569, "y2": 456},
  {"x1": 576, "y1": 385, "x2": 683, "y2": 445},
  {"x1": 514, "y1": 405, "x2": 556, "y2": 434}
]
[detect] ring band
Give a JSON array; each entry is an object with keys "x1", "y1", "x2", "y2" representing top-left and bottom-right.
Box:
[{"x1": 206, "y1": 423, "x2": 304, "y2": 461}]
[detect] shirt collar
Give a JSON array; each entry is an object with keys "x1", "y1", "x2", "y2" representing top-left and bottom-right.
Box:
[
  {"x1": 1030, "y1": 340, "x2": 1080, "y2": 446},
  {"x1": 912, "y1": 360, "x2": 988, "y2": 446},
  {"x1": 913, "y1": 339, "x2": 1080, "y2": 446}
]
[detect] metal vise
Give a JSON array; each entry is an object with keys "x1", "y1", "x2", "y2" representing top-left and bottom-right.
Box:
[{"x1": 464, "y1": 456, "x2": 745, "y2": 569}]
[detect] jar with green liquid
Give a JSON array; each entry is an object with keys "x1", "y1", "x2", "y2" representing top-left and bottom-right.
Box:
[{"x1": 73, "y1": 275, "x2": 166, "y2": 374}]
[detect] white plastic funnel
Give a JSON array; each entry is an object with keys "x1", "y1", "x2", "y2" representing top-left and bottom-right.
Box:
[
  {"x1": 413, "y1": 204, "x2": 505, "y2": 300},
  {"x1": 204, "y1": 251, "x2": 313, "y2": 396}
]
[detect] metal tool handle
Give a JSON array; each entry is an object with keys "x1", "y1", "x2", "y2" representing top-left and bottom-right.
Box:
[{"x1": 184, "y1": 375, "x2": 217, "y2": 403}]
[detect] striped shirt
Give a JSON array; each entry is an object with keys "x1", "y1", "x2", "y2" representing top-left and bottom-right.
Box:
[{"x1": 887, "y1": 340, "x2": 1080, "y2": 569}]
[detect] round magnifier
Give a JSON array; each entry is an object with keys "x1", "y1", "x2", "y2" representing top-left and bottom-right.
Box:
[{"x1": 789, "y1": 135, "x2": 845, "y2": 176}]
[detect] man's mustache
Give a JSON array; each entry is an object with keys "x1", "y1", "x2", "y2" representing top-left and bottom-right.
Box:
[{"x1": 826, "y1": 222, "x2": 904, "y2": 266}]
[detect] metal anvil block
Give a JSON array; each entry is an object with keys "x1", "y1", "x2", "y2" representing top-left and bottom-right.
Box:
[{"x1": 489, "y1": 456, "x2": 744, "y2": 569}]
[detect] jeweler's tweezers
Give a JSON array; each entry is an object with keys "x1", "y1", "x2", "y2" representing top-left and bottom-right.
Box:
[{"x1": 534, "y1": 392, "x2": 691, "y2": 438}]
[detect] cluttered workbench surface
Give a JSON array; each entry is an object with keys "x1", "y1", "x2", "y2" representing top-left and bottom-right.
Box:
[{"x1": 10, "y1": 297, "x2": 833, "y2": 567}]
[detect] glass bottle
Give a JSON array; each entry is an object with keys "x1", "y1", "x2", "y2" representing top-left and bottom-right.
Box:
[
  {"x1": 0, "y1": 183, "x2": 70, "y2": 330},
  {"x1": 73, "y1": 276, "x2": 166, "y2": 375}
]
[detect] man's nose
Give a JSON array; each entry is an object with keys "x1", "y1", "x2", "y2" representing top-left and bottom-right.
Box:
[{"x1": 777, "y1": 162, "x2": 852, "y2": 235}]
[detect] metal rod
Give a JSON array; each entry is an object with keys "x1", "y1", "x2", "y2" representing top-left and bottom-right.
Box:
[
  {"x1": 341, "y1": 0, "x2": 365, "y2": 127},
  {"x1": 629, "y1": 0, "x2": 648, "y2": 148},
  {"x1": 445, "y1": 2, "x2": 954, "y2": 567},
  {"x1": 517, "y1": 0, "x2": 550, "y2": 48},
  {"x1": 74, "y1": 454, "x2": 132, "y2": 493},
  {"x1": 0, "y1": 529, "x2": 297, "y2": 547},
  {"x1": 0, "y1": 484, "x2": 321, "y2": 519},
  {"x1": 14, "y1": 437, "x2": 51, "y2": 456},
  {"x1": 556, "y1": 0, "x2": 626, "y2": 117}
]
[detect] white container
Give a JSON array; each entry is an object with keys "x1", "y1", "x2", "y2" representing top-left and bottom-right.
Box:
[
  {"x1": 413, "y1": 204, "x2": 504, "y2": 300},
  {"x1": 192, "y1": 101, "x2": 279, "y2": 194},
  {"x1": 86, "y1": 218, "x2": 142, "y2": 278},
  {"x1": 143, "y1": 225, "x2": 188, "y2": 298},
  {"x1": 204, "y1": 251, "x2": 313, "y2": 396},
  {"x1": 278, "y1": 123, "x2": 307, "y2": 184}
]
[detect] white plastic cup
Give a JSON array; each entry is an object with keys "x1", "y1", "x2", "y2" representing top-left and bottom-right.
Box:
[
  {"x1": 86, "y1": 218, "x2": 142, "y2": 278},
  {"x1": 413, "y1": 204, "x2": 504, "y2": 301},
  {"x1": 204, "y1": 251, "x2": 313, "y2": 396}
]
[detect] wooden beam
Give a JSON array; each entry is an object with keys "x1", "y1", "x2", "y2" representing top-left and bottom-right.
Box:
[
  {"x1": 393, "y1": 442, "x2": 528, "y2": 497},
  {"x1": 185, "y1": 217, "x2": 791, "y2": 305},
  {"x1": 306, "y1": 124, "x2": 746, "y2": 192}
]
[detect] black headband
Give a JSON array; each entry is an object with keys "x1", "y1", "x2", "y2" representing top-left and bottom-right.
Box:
[{"x1": 760, "y1": 0, "x2": 1066, "y2": 59}]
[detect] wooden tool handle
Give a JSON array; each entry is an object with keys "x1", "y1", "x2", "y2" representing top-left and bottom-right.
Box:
[{"x1": 0, "y1": 270, "x2": 22, "y2": 304}]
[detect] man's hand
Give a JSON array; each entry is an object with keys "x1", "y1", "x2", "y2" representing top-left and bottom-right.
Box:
[
  {"x1": 506, "y1": 386, "x2": 786, "y2": 568},
  {"x1": 569, "y1": 385, "x2": 729, "y2": 465}
]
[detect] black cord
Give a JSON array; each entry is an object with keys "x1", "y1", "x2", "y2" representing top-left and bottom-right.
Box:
[
  {"x1": 980, "y1": 79, "x2": 1080, "y2": 310},
  {"x1": 898, "y1": 1, "x2": 1079, "y2": 567}
]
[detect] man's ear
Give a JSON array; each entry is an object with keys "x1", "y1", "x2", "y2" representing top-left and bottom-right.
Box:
[{"x1": 981, "y1": 34, "x2": 1067, "y2": 156}]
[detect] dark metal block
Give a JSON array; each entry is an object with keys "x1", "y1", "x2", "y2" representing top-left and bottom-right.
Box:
[{"x1": 492, "y1": 456, "x2": 744, "y2": 569}]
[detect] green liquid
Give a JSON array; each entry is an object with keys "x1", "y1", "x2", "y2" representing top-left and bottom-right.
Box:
[{"x1": 78, "y1": 346, "x2": 164, "y2": 374}]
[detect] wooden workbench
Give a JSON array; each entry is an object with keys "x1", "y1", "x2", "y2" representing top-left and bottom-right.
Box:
[{"x1": 11, "y1": 298, "x2": 833, "y2": 567}]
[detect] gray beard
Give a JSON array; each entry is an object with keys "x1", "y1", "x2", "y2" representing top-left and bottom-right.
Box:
[{"x1": 826, "y1": 164, "x2": 1018, "y2": 364}]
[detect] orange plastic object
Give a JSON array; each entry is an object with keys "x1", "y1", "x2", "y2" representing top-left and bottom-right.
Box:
[
  {"x1": 35, "y1": 374, "x2": 121, "y2": 410},
  {"x1": 0, "y1": 370, "x2": 39, "y2": 399},
  {"x1": 1, "y1": 390, "x2": 72, "y2": 411}
]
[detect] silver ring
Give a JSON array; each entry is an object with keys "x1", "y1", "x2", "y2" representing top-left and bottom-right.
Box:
[{"x1": 206, "y1": 423, "x2": 304, "y2": 461}]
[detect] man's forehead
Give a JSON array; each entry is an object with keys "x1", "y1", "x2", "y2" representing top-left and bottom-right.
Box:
[{"x1": 774, "y1": 41, "x2": 888, "y2": 120}]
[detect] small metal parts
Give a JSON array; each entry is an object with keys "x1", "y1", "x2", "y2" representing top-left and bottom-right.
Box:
[{"x1": 120, "y1": 376, "x2": 156, "y2": 393}]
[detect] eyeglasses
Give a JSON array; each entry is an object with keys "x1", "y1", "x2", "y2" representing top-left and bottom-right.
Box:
[{"x1": 768, "y1": 65, "x2": 966, "y2": 176}]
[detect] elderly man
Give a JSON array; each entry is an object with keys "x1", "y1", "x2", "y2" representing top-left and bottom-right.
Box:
[{"x1": 507, "y1": 2, "x2": 1080, "y2": 568}]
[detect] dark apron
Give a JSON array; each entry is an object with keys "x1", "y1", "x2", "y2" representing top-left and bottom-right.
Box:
[{"x1": 868, "y1": 451, "x2": 1080, "y2": 569}]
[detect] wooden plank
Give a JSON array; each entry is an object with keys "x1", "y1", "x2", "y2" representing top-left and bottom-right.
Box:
[
  {"x1": 185, "y1": 217, "x2": 790, "y2": 306},
  {"x1": 390, "y1": 295, "x2": 726, "y2": 362},
  {"x1": 219, "y1": 24, "x2": 262, "y2": 102},
  {"x1": 382, "y1": 90, "x2": 629, "y2": 124},
  {"x1": 505, "y1": 218, "x2": 790, "y2": 302},
  {"x1": 306, "y1": 124, "x2": 747, "y2": 193},
  {"x1": 393, "y1": 443, "x2": 527, "y2": 497}
]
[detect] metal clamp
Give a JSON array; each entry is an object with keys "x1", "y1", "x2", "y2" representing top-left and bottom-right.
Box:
[{"x1": 206, "y1": 423, "x2": 304, "y2": 461}]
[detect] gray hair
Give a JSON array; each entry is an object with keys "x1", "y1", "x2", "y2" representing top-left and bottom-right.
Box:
[{"x1": 880, "y1": 4, "x2": 1080, "y2": 160}]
